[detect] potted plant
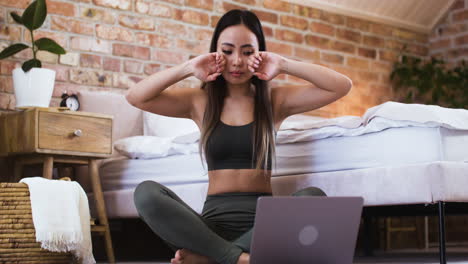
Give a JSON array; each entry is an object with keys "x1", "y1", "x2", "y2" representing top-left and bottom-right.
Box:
[
  {"x1": 390, "y1": 52, "x2": 468, "y2": 109},
  {"x1": 0, "y1": 0, "x2": 66, "y2": 108}
]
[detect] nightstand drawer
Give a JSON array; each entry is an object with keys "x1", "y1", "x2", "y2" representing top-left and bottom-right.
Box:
[{"x1": 38, "y1": 111, "x2": 112, "y2": 154}]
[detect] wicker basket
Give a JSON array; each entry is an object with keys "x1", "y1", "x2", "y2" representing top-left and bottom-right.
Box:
[{"x1": 0, "y1": 182, "x2": 74, "y2": 264}]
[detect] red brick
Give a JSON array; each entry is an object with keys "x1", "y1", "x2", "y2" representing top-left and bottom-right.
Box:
[
  {"x1": 71, "y1": 37, "x2": 112, "y2": 54},
  {"x1": 455, "y1": 34, "x2": 468, "y2": 45},
  {"x1": 69, "y1": 68, "x2": 112, "y2": 86},
  {"x1": 0, "y1": 60, "x2": 16, "y2": 75},
  {"x1": 358, "y1": 47, "x2": 376, "y2": 59},
  {"x1": 319, "y1": 11, "x2": 344, "y2": 25},
  {"x1": 42, "y1": 64, "x2": 68, "y2": 81},
  {"x1": 93, "y1": 0, "x2": 131, "y2": 10},
  {"x1": 266, "y1": 41, "x2": 292, "y2": 56},
  {"x1": 430, "y1": 39, "x2": 451, "y2": 50},
  {"x1": 80, "y1": 54, "x2": 102, "y2": 68},
  {"x1": 294, "y1": 47, "x2": 319, "y2": 61},
  {"x1": 292, "y1": 4, "x2": 321, "y2": 19},
  {"x1": 51, "y1": 16, "x2": 94, "y2": 36},
  {"x1": 280, "y1": 15, "x2": 308, "y2": 30},
  {"x1": 124, "y1": 60, "x2": 143, "y2": 74},
  {"x1": 80, "y1": 7, "x2": 115, "y2": 24},
  {"x1": 25, "y1": 30, "x2": 67, "y2": 48},
  {"x1": 0, "y1": 76, "x2": 13, "y2": 93},
  {"x1": 264, "y1": 0, "x2": 290, "y2": 12},
  {"x1": 135, "y1": 33, "x2": 172, "y2": 49},
  {"x1": 103, "y1": 57, "x2": 121, "y2": 72},
  {"x1": 393, "y1": 28, "x2": 427, "y2": 42},
  {"x1": 263, "y1": 25, "x2": 273, "y2": 37},
  {"x1": 146, "y1": 3, "x2": 172, "y2": 18},
  {"x1": 0, "y1": 0, "x2": 29, "y2": 8},
  {"x1": 406, "y1": 43, "x2": 428, "y2": 56},
  {"x1": 336, "y1": 28, "x2": 361, "y2": 43},
  {"x1": 144, "y1": 63, "x2": 161, "y2": 75},
  {"x1": 233, "y1": 0, "x2": 256, "y2": 5},
  {"x1": 0, "y1": 25, "x2": 21, "y2": 41},
  {"x1": 452, "y1": 0, "x2": 464, "y2": 9},
  {"x1": 156, "y1": 21, "x2": 187, "y2": 37},
  {"x1": 275, "y1": 29, "x2": 303, "y2": 44},
  {"x1": 221, "y1": 2, "x2": 244, "y2": 12},
  {"x1": 119, "y1": 15, "x2": 154, "y2": 30},
  {"x1": 357, "y1": 71, "x2": 379, "y2": 82},
  {"x1": 176, "y1": 39, "x2": 210, "y2": 54},
  {"x1": 453, "y1": 10, "x2": 468, "y2": 22},
  {"x1": 0, "y1": 92, "x2": 11, "y2": 110},
  {"x1": 52, "y1": 82, "x2": 83, "y2": 97},
  {"x1": 379, "y1": 50, "x2": 398, "y2": 62},
  {"x1": 252, "y1": 9, "x2": 278, "y2": 24},
  {"x1": 186, "y1": 0, "x2": 213, "y2": 10},
  {"x1": 211, "y1": 15, "x2": 220, "y2": 27},
  {"x1": 321, "y1": 52, "x2": 343, "y2": 64},
  {"x1": 96, "y1": 24, "x2": 134, "y2": 42},
  {"x1": 385, "y1": 39, "x2": 405, "y2": 51},
  {"x1": 347, "y1": 57, "x2": 369, "y2": 69},
  {"x1": 113, "y1": 43, "x2": 150, "y2": 60},
  {"x1": 370, "y1": 61, "x2": 392, "y2": 73},
  {"x1": 152, "y1": 50, "x2": 187, "y2": 64},
  {"x1": 175, "y1": 9, "x2": 209, "y2": 26},
  {"x1": 160, "y1": 0, "x2": 183, "y2": 4},
  {"x1": 363, "y1": 36, "x2": 385, "y2": 48},
  {"x1": 370, "y1": 23, "x2": 393, "y2": 36},
  {"x1": 346, "y1": 17, "x2": 371, "y2": 32},
  {"x1": 330, "y1": 40, "x2": 355, "y2": 54},
  {"x1": 191, "y1": 28, "x2": 213, "y2": 41},
  {"x1": 113, "y1": 73, "x2": 143, "y2": 89},
  {"x1": 309, "y1": 22, "x2": 335, "y2": 36},
  {"x1": 47, "y1": 0, "x2": 75, "y2": 16},
  {"x1": 305, "y1": 35, "x2": 331, "y2": 49}
]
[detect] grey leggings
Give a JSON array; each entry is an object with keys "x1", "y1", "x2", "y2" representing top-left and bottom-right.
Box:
[{"x1": 133, "y1": 181, "x2": 327, "y2": 264}]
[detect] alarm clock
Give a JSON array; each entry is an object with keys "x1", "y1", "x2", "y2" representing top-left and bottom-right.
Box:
[{"x1": 60, "y1": 92, "x2": 80, "y2": 111}]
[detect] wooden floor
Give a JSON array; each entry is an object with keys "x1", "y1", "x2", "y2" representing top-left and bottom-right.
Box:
[{"x1": 97, "y1": 251, "x2": 468, "y2": 264}]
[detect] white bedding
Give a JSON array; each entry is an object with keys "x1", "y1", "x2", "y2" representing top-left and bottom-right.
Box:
[
  {"x1": 93, "y1": 101, "x2": 468, "y2": 218},
  {"x1": 94, "y1": 161, "x2": 468, "y2": 218}
]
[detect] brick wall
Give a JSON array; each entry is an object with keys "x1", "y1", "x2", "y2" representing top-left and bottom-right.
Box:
[
  {"x1": 0, "y1": 0, "x2": 432, "y2": 117},
  {"x1": 429, "y1": 0, "x2": 468, "y2": 68}
]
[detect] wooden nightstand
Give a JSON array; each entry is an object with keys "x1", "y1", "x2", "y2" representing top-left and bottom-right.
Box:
[{"x1": 0, "y1": 107, "x2": 115, "y2": 264}]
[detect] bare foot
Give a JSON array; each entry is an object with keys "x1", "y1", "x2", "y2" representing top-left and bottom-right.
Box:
[
  {"x1": 171, "y1": 249, "x2": 216, "y2": 264},
  {"x1": 170, "y1": 249, "x2": 184, "y2": 264},
  {"x1": 236, "y1": 253, "x2": 250, "y2": 264}
]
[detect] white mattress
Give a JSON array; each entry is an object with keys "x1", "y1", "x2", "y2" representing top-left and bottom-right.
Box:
[
  {"x1": 99, "y1": 126, "x2": 468, "y2": 189},
  {"x1": 94, "y1": 161, "x2": 468, "y2": 218}
]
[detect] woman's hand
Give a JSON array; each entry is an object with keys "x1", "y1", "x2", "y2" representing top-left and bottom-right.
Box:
[
  {"x1": 248, "y1": 52, "x2": 285, "y2": 81},
  {"x1": 189, "y1": 52, "x2": 226, "y2": 82}
]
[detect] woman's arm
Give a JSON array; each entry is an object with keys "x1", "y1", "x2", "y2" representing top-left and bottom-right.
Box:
[
  {"x1": 273, "y1": 57, "x2": 353, "y2": 119},
  {"x1": 248, "y1": 52, "x2": 352, "y2": 120},
  {"x1": 126, "y1": 52, "x2": 225, "y2": 118}
]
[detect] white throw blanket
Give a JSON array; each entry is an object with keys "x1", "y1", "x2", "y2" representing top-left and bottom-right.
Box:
[{"x1": 20, "y1": 177, "x2": 96, "y2": 264}]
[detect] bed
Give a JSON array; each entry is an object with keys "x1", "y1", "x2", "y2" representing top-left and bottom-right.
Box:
[{"x1": 75, "y1": 90, "x2": 468, "y2": 263}]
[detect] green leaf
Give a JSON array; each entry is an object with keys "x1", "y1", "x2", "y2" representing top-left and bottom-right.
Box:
[
  {"x1": 22, "y1": 0, "x2": 47, "y2": 31},
  {"x1": 22, "y1": 59, "x2": 41, "y2": 72},
  {"x1": 35, "y1": 38, "x2": 66, "y2": 54},
  {"x1": 0, "y1": 43, "x2": 29, "y2": 60},
  {"x1": 10, "y1": 12, "x2": 23, "y2": 24}
]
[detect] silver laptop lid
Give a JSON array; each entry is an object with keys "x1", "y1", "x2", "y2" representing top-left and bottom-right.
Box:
[{"x1": 250, "y1": 196, "x2": 364, "y2": 264}]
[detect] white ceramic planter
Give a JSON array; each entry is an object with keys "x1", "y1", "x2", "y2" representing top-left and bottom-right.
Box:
[{"x1": 12, "y1": 67, "x2": 56, "y2": 108}]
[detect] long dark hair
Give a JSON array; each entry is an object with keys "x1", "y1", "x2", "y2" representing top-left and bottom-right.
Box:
[{"x1": 199, "y1": 9, "x2": 276, "y2": 173}]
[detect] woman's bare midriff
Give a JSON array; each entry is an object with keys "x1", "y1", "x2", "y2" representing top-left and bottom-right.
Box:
[{"x1": 207, "y1": 169, "x2": 273, "y2": 195}]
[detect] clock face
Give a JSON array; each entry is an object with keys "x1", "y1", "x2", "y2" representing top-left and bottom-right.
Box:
[{"x1": 66, "y1": 96, "x2": 80, "y2": 111}]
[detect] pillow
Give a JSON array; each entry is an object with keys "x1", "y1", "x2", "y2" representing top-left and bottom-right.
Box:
[
  {"x1": 114, "y1": 136, "x2": 199, "y2": 159},
  {"x1": 143, "y1": 111, "x2": 199, "y2": 137}
]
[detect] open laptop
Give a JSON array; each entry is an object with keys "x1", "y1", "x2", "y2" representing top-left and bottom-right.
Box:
[{"x1": 250, "y1": 196, "x2": 364, "y2": 264}]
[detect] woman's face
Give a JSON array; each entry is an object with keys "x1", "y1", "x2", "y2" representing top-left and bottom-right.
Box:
[{"x1": 217, "y1": 24, "x2": 259, "y2": 85}]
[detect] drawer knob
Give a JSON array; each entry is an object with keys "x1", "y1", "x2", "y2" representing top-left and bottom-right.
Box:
[{"x1": 73, "y1": 129, "x2": 82, "y2": 137}]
